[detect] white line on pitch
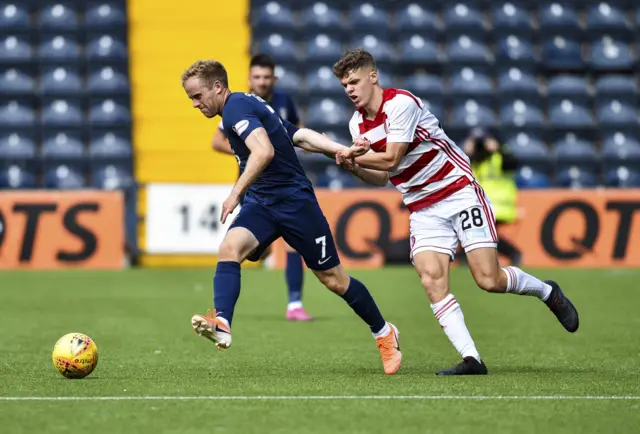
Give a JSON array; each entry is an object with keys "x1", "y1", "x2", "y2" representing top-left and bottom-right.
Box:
[{"x1": 0, "y1": 395, "x2": 638, "y2": 402}]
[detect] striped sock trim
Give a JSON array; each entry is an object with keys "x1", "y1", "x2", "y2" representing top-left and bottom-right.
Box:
[
  {"x1": 503, "y1": 267, "x2": 518, "y2": 293},
  {"x1": 432, "y1": 295, "x2": 460, "y2": 322}
]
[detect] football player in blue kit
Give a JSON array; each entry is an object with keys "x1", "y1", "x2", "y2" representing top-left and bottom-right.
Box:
[
  {"x1": 210, "y1": 54, "x2": 311, "y2": 321},
  {"x1": 182, "y1": 59, "x2": 402, "y2": 374}
]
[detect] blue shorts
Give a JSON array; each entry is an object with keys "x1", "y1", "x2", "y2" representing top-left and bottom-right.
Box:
[{"x1": 229, "y1": 194, "x2": 340, "y2": 271}]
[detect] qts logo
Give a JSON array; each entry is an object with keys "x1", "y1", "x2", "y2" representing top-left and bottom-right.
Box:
[{"x1": 0, "y1": 191, "x2": 124, "y2": 269}]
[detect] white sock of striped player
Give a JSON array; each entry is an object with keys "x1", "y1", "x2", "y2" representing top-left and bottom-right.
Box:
[
  {"x1": 431, "y1": 294, "x2": 481, "y2": 362},
  {"x1": 502, "y1": 266, "x2": 552, "y2": 301}
]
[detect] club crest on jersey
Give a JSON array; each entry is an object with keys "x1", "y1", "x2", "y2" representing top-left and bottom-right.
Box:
[{"x1": 233, "y1": 120, "x2": 249, "y2": 136}]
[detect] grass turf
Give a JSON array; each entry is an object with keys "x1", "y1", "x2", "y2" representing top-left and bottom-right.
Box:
[{"x1": 0, "y1": 267, "x2": 638, "y2": 433}]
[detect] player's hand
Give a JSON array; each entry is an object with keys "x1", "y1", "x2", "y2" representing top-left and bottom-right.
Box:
[
  {"x1": 338, "y1": 157, "x2": 357, "y2": 172},
  {"x1": 335, "y1": 149, "x2": 350, "y2": 166},
  {"x1": 221, "y1": 194, "x2": 240, "y2": 224},
  {"x1": 351, "y1": 137, "x2": 371, "y2": 156}
]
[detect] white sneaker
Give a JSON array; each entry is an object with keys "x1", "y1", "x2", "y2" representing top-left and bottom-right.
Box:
[{"x1": 191, "y1": 309, "x2": 232, "y2": 350}]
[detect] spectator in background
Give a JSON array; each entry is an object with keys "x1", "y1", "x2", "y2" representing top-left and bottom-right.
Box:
[
  {"x1": 464, "y1": 128, "x2": 522, "y2": 266},
  {"x1": 211, "y1": 54, "x2": 312, "y2": 322}
]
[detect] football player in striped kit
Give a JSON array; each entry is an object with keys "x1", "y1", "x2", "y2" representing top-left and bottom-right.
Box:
[{"x1": 333, "y1": 49, "x2": 579, "y2": 376}]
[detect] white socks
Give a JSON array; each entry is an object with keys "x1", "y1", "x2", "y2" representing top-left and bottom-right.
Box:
[
  {"x1": 372, "y1": 322, "x2": 391, "y2": 339},
  {"x1": 287, "y1": 301, "x2": 303, "y2": 311},
  {"x1": 431, "y1": 294, "x2": 481, "y2": 362},
  {"x1": 503, "y1": 266, "x2": 552, "y2": 301}
]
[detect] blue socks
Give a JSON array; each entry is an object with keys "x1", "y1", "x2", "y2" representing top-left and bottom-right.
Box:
[
  {"x1": 285, "y1": 251, "x2": 304, "y2": 304},
  {"x1": 340, "y1": 277, "x2": 386, "y2": 334},
  {"x1": 213, "y1": 261, "x2": 241, "y2": 326}
]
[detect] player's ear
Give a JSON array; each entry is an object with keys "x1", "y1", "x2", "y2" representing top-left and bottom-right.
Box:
[{"x1": 370, "y1": 70, "x2": 378, "y2": 85}]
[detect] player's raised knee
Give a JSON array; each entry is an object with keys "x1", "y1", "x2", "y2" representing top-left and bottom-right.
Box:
[{"x1": 218, "y1": 240, "x2": 244, "y2": 262}]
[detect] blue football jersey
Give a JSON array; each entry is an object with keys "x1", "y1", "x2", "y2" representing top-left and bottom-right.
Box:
[{"x1": 221, "y1": 92, "x2": 313, "y2": 205}]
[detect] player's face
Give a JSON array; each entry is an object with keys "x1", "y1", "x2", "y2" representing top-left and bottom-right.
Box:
[
  {"x1": 340, "y1": 67, "x2": 378, "y2": 109},
  {"x1": 248, "y1": 66, "x2": 276, "y2": 100},
  {"x1": 184, "y1": 77, "x2": 220, "y2": 118}
]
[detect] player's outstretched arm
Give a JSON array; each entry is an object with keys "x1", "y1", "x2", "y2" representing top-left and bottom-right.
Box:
[
  {"x1": 340, "y1": 159, "x2": 390, "y2": 187},
  {"x1": 211, "y1": 127, "x2": 233, "y2": 155},
  {"x1": 291, "y1": 128, "x2": 369, "y2": 158},
  {"x1": 352, "y1": 141, "x2": 409, "y2": 171}
]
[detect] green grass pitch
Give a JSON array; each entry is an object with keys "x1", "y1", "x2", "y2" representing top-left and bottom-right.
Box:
[{"x1": 0, "y1": 267, "x2": 638, "y2": 433}]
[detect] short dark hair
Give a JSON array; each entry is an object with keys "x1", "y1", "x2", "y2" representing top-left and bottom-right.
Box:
[
  {"x1": 250, "y1": 53, "x2": 276, "y2": 71},
  {"x1": 333, "y1": 49, "x2": 377, "y2": 79}
]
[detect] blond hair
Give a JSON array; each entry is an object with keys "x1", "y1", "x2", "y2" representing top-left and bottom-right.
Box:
[
  {"x1": 333, "y1": 49, "x2": 377, "y2": 79},
  {"x1": 181, "y1": 60, "x2": 229, "y2": 88}
]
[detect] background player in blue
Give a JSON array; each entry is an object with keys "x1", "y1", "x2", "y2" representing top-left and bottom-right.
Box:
[
  {"x1": 211, "y1": 54, "x2": 310, "y2": 322},
  {"x1": 182, "y1": 59, "x2": 402, "y2": 375}
]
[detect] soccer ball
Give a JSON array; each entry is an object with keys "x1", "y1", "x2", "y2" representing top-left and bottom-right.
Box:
[{"x1": 52, "y1": 333, "x2": 99, "y2": 379}]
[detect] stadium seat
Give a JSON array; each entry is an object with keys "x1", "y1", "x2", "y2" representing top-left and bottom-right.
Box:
[
  {"x1": 39, "y1": 3, "x2": 79, "y2": 31},
  {"x1": 41, "y1": 66, "x2": 82, "y2": 94},
  {"x1": 349, "y1": 35, "x2": 393, "y2": 66},
  {"x1": 317, "y1": 165, "x2": 362, "y2": 190},
  {"x1": 500, "y1": 99, "x2": 544, "y2": 127},
  {"x1": 38, "y1": 34, "x2": 80, "y2": 61},
  {"x1": 595, "y1": 75, "x2": 637, "y2": 98},
  {"x1": 450, "y1": 99, "x2": 495, "y2": 127},
  {"x1": 274, "y1": 66, "x2": 301, "y2": 95},
  {"x1": 251, "y1": 2, "x2": 295, "y2": 36},
  {"x1": 304, "y1": 34, "x2": 342, "y2": 64},
  {"x1": 0, "y1": 131, "x2": 36, "y2": 160},
  {"x1": 375, "y1": 69, "x2": 394, "y2": 88},
  {"x1": 491, "y1": 2, "x2": 533, "y2": 36},
  {"x1": 0, "y1": 3, "x2": 30, "y2": 32},
  {"x1": 542, "y1": 36, "x2": 584, "y2": 70},
  {"x1": 590, "y1": 37, "x2": 634, "y2": 71},
  {"x1": 305, "y1": 66, "x2": 344, "y2": 96},
  {"x1": 42, "y1": 98, "x2": 83, "y2": 127},
  {"x1": 0, "y1": 67, "x2": 35, "y2": 94},
  {"x1": 298, "y1": 3, "x2": 343, "y2": 36},
  {"x1": 547, "y1": 75, "x2": 589, "y2": 103},
  {"x1": 497, "y1": 67, "x2": 538, "y2": 98},
  {"x1": 254, "y1": 34, "x2": 297, "y2": 66},
  {"x1": 0, "y1": 99, "x2": 35, "y2": 127},
  {"x1": 449, "y1": 67, "x2": 493, "y2": 96},
  {"x1": 92, "y1": 163, "x2": 133, "y2": 190},
  {"x1": 496, "y1": 35, "x2": 536, "y2": 65},
  {"x1": 596, "y1": 99, "x2": 638, "y2": 128},
  {"x1": 602, "y1": 132, "x2": 640, "y2": 169},
  {"x1": 553, "y1": 134, "x2": 599, "y2": 170},
  {"x1": 538, "y1": 2, "x2": 581, "y2": 36},
  {"x1": 585, "y1": 3, "x2": 631, "y2": 39},
  {"x1": 348, "y1": 4, "x2": 390, "y2": 36},
  {"x1": 548, "y1": 99, "x2": 593, "y2": 128},
  {"x1": 516, "y1": 166, "x2": 552, "y2": 189},
  {"x1": 86, "y1": 2, "x2": 128, "y2": 29},
  {"x1": 395, "y1": 3, "x2": 439, "y2": 38},
  {"x1": 556, "y1": 167, "x2": 599, "y2": 188},
  {"x1": 306, "y1": 98, "x2": 351, "y2": 130},
  {"x1": 44, "y1": 164, "x2": 86, "y2": 189},
  {"x1": 505, "y1": 132, "x2": 550, "y2": 169},
  {"x1": 89, "y1": 130, "x2": 133, "y2": 164},
  {"x1": 89, "y1": 98, "x2": 131, "y2": 126},
  {"x1": 402, "y1": 72, "x2": 443, "y2": 97},
  {"x1": 442, "y1": 3, "x2": 485, "y2": 37},
  {"x1": 0, "y1": 165, "x2": 36, "y2": 188},
  {"x1": 0, "y1": 35, "x2": 32, "y2": 61},
  {"x1": 42, "y1": 131, "x2": 85, "y2": 164},
  {"x1": 420, "y1": 97, "x2": 444, "y2": 118},
  {"x1": 605, "y1": 166, "x2": 640, "y2": 187},
  {"x1": 446, "y1": 35, "x2": 492, "y2": 65},
  {"x1": 398, "y1": 35, "x2": 440, "y2": 65},
  {"x1": 87, "y1": 65, "x2": 130, "y2": 94},
  {"x1": 86, "y1": 34, "x2": 128, "y2": 62}
]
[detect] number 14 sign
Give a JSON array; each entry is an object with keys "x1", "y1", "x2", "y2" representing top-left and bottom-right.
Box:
[{"x1": 145, "y1": 184, "x2": 240, "y2": 254}]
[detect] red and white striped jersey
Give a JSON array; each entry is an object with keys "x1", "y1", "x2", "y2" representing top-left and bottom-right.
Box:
[{"x1": 349, "y1": 88, "x2": 476, "y2": 213}]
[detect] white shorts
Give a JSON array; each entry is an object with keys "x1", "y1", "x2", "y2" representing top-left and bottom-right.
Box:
[{"x1": 409, "y1": 183, "x2": 498, "y2": 261}]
